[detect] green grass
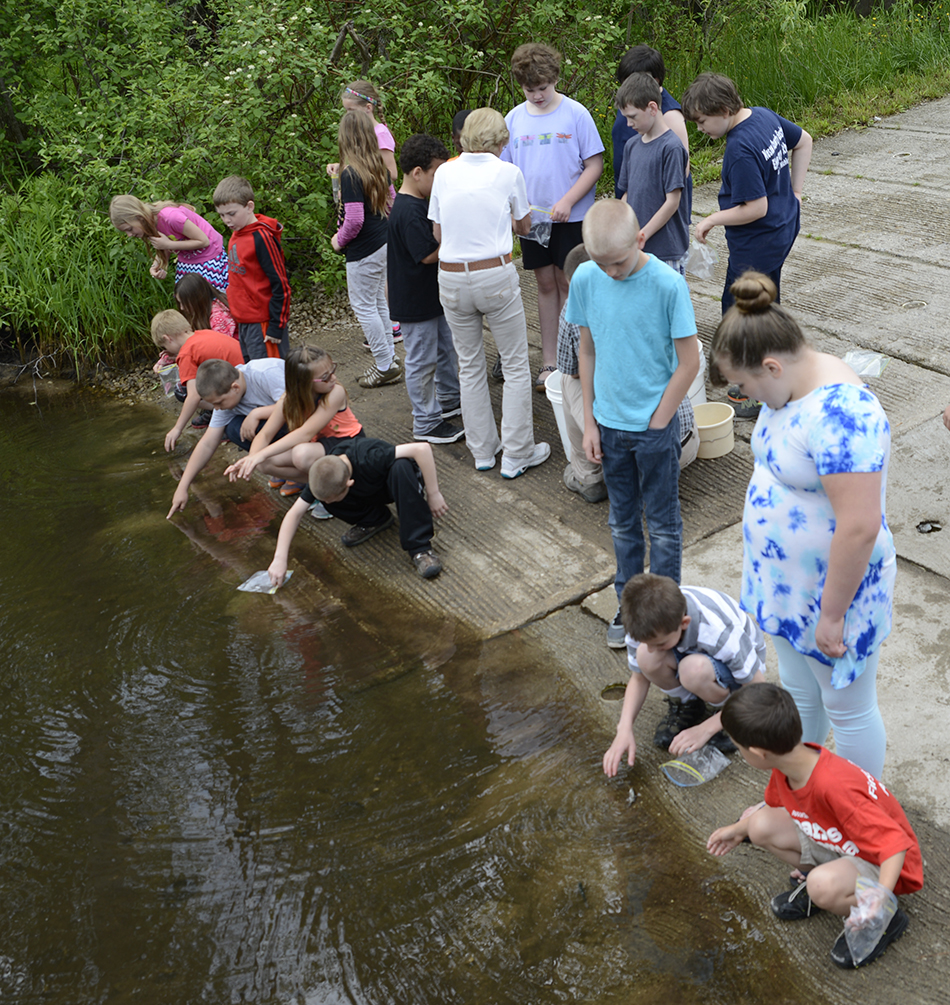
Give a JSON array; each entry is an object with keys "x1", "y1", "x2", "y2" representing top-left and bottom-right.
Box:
[
  {"x1": 667, "y1": 0, "x2": 950, "y2": 186},
  {"x1": 0, "y1": 175, "x2": 170, "y2": 368}
]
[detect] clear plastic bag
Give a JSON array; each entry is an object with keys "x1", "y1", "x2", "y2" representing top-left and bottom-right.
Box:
[
  {"x1": 660, "y1": 744, "x2": 731, "y2": 786},
  {"x1": 157, "y1": 363, "x2": 179, "y2": 398},
  {"x1": 237, "y1": 570, "x2": 293, "y2": 594},
  {"x1": 845, "y1": 877, "x2": 898, "y2": 966},
  {"x1": 524, "y1": 205, "x2": 553, "y2": 247},
  {"x1": 842, "y1": 349, "x2": 890, "y2": 378},
  {"x1": 686, "y1": 238, "x2": 719, "y2": 280}
]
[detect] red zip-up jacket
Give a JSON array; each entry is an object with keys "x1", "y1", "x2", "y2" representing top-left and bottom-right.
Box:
[{"x1": 225, "y1": 214, "x2": 291, "y2": 333}]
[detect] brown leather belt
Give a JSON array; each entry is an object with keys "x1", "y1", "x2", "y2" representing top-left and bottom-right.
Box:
[{"x1": 439, "y1": 254, "x2": 512, "y2": 272}]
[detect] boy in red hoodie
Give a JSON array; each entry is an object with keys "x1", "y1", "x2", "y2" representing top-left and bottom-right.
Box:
[{"x1": 213, "y1": 175, "x2": 291, "y2": 361}]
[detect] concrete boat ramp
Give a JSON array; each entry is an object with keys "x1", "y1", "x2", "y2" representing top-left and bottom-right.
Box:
[{"x1": 200, "y1": 97, "x2": 950, "y2": 1000}]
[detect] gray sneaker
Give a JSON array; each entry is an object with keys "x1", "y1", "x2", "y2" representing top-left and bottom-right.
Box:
[
  {"x1": 607, "y1": 608, "x2": 627, "y2": 648},
  {"x1": 359, "y1": 360, "x2": 403, "y2": 388},
  {"x1": 308, "y1": 500, "x2": 333, "y2": 520},
  {"x1": 412, "y1": 550, "x2": 443, "y2": 579},
  {"x1": 563, "y1": 463, "x2": 608, "y2": 503}
]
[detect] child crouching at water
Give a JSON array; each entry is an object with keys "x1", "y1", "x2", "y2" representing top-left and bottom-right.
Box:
[
  {"x1": 603, "y1": 573, "x2": 765, "y2": 773},
  {"x1": 224, "y1": 345, "x2": 364, "y2": 508},
  {"x1": 267, "y1": 438, "x2": 448, "y2": 583},
  {"x1": 151, "y1": 309, "x2": 244, "y2": 450},
  {"x1": 708, "y1": 683, "x2": 921, "y2": 969}
]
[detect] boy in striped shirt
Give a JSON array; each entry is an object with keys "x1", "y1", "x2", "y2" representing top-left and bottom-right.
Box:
[{"x1": 603, "y1": 573, "x2": 766, "y2": 776}]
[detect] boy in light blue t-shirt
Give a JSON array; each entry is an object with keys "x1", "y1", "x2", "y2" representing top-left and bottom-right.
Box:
[{"x1": 565, "y1": 199, "x2": 699, "y2": 648}]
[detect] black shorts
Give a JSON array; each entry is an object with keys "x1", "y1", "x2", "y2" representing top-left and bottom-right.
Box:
[{"x1": 520, "y1": 220, "x2": 584, "y2": 272}]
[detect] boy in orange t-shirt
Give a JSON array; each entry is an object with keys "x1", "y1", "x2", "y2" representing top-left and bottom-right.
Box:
[{"x1": 151, "y1": 309, "x2": 244, "y2": 452}]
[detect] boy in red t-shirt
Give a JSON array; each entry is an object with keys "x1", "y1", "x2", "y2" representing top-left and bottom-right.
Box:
[
  {"x1": 707, "y1": 683, "x2": 921, "y2": 970},
  {"x1": 151, "y1": 309, "x2": 244, "y2": 452}
]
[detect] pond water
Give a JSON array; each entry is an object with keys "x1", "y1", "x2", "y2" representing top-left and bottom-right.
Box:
[{"x1": 0, "y1": 385, "x2": 812, "y2": 1004}]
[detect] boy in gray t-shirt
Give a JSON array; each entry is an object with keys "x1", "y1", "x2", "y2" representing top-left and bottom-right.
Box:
[{"x1": 615, "y1": 73, "x2": 690, "y2": 272}]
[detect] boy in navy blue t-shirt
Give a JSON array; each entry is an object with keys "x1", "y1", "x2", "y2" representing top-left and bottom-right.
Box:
[
  {"x1": 387, "y1": 134, "x2": 464, "y2": 444},
  {"x1": 681, "y1": 72, "x2": 812, "y2": 417},
  {"x1": 681, "y1": 72, "x2": 812, "y2": 312}
]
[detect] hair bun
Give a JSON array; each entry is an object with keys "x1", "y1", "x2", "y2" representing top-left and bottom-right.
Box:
[{"x1": 729, "y1": 271, "x2": 777, "y2": 314}]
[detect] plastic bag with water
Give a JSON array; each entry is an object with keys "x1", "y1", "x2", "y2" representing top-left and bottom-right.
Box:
[
  {"x1": 158, "y1": 363, "x2": 179, "y2": 398},
  {"x1": 524, "y1": 205, "x2": 553, "y2": 247},
  {"x1": 686, "y1": 238, "x2": 719, "y2": 280},
  {"x1": 842, "y1": 348, "x2": 890, "y2": 378},
  {"x1": 237, "y1": 570, "x2": 293, "y2": 594},
  {"x1": 845, "y1": 876, "x2": 898, "y2": 966},
  {"x1": 660, "y1": 744, "x2": 731, "y2": 786}
]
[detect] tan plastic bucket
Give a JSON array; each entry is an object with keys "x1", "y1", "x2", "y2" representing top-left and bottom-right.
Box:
[{"x1": 694, "y1": 402, "x2": 735, "y2": 459}]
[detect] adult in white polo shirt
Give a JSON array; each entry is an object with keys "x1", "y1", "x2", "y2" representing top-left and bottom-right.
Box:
[{"x1": 428, "y1": 107, "x2": 550, "y2": 480}]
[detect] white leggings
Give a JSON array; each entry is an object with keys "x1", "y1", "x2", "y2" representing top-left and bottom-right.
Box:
[{"x1": 772, "y1": 634, "x2": 886, "y2": 779}]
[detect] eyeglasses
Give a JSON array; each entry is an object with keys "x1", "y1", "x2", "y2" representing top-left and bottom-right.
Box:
[{"x1": 313, "y1": 364, "x2": 337, "y2": 383}]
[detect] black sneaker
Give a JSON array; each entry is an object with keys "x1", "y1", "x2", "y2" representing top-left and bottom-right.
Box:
[
  {"x1": 341, "y1": 513, "x2": 395, "y2": 547},
  {"x1": 771, "y1": 881, "x2": 823, "y2": 921},
  {"x1": 653, "y1": 698, "x2": 708, "y2": 749},
  {"x1": 416, "y1": 420, "x2": 465, "y2": 444},
  {"x1": 491, "y1": 354, "x2": 504, "y2": 381},
  {"x1": 191, "y1": 409, "x2": 213, "y2": 428},
  {"x1": 830, "y1": 907, "x2": 908, "y2": 969},
  {"x1": 707, "y1": 728, "x2": 737, "y2": 755},
  {"x1": 440, "y1": 402, "x2": 462, "y2": 419},
  {"x1": 727, "y1": 386, "x2": 762, "y2": 419}
]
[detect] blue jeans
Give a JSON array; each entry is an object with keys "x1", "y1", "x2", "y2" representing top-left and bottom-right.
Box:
[{"x1": 599, "y1": 416, "x2": 682, "y2": 602}]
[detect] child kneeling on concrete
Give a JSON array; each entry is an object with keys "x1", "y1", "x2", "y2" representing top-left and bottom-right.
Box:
[
  {"x1": 603, "y1": 573, "x2": 765, "y2": 775},
  {"x1": 708, "y1": 683, "x2": 922, "y2": 969},
  {"x1": 267, "y1": 438, "x2": 448, "y2": 584}
]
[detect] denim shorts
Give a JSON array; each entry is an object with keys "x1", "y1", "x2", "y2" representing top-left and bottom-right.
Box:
[{"x1": 673, "y1": 650, "x2": 742, "y2": 692}]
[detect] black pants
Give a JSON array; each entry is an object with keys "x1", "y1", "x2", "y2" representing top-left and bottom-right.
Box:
[{"x1": 325, "y1": 458, "x2": 433, "y2": 554}]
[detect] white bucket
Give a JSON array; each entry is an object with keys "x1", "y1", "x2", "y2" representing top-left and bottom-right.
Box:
[
  {"x1": 688, "y1": 336, "x2": 708, "y2": 408},
  {"x1": 694, "y1": 402, "x2": 735, "y2": 459},
  {"x1": 544, "y1": 369, "x2": 571, "y2": 462}
]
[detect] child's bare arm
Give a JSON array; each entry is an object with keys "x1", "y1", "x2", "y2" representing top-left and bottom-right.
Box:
[
  {"x1": 239, "y1": 405, "x2": 276, "y2": 444},
  {"x1": 578, "y1": 326, "x2": 601, "y2": 463},
  {"x1": 166, "y1": 380, "x2": 202, "y2": 452},
  {"x1": 789, "y1": 129, "x2": 813, "y2": 199},
  {"x1": 167, "y1": 425, "x2": 225, "y2": 518},
  {"x1": 149, "y1": 220, "x2": 211, "y2": 253},
  {"x1": 639, "y1": 188, "x2": 682, "y2": 244},
  {"x1": 877, "y1": 850, "x2": 907, "y2": 893},
  {"x1": 603, "y1": 672, "x2": 651, "y2": 776},
  {"x1": 394, "y1": 442, "x2": 448, "y2": 517},
  {"x1": 707, "y1": 819, "x2": 751, "y2": 857},
  {"x1": 552, "y1": 153, "x2": 604, "y2": 222},
  {"x1": 268, "y1": 496, "x2": 310, "y2": 586},
  {"x1": 695, "y1": 197, "x2": 768, "y2": 243}
]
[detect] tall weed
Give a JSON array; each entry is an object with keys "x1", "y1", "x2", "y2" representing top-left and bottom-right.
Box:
[{"x1": 0, "y1": 175, "x2": 170, "y2": 367}]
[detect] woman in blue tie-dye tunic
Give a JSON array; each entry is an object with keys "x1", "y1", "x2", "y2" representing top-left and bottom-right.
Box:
[{"x1": 710, "y1": 272, "x2": 895, "y2": 778}]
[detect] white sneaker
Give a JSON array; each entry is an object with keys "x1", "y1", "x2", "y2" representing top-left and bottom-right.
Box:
[
  {"x1": 474, "y1": 445, "x2": 502, "y2": 471},
  {"x1": 500, "y1": 442, "x2": 551, "y2": 479}
]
